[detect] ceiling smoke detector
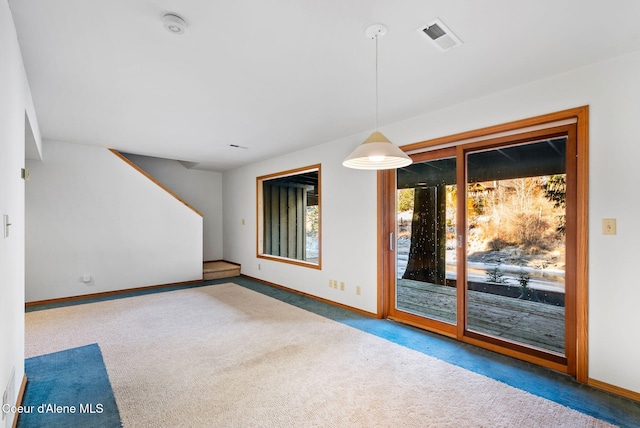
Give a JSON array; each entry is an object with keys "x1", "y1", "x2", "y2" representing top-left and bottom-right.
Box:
[
  {"x1": 163, "y1": 13, "x2": 186, "y2": 35},
  {"x1": 420, "y1": 18, "x2": 462, "y2": 52}
]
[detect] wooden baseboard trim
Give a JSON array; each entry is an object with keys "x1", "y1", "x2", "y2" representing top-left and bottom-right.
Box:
[
  {"x1": 588, "y1": 378, "x2": 640, "y2": 403},
  {"x1": 12, "y1": 374, "x2": 27, "y2": 428},
  {"x1": 241, "y1": 274, "x2": 380, "y2": 319},
  {"x1": 25, "y1": 279, "x2": 202, "y2": 307}
]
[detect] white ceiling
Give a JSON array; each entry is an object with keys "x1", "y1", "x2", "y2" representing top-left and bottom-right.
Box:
[{"x1": 9, "y1": 1, "x2": 640, "y2": 171}]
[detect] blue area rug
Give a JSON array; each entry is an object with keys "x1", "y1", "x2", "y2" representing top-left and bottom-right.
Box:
[{"x1": 17, "y1": 344, "x2": 121, "y2": 428}]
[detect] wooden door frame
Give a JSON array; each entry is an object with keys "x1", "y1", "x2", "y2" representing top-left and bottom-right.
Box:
[{"x1": 378, "y1": 106, "x2": 589, "y2": 382}]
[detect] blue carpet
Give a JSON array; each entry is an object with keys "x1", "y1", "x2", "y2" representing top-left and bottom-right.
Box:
[{"x1": 17, "y1": 344, "x2": 121, "y2": 428}]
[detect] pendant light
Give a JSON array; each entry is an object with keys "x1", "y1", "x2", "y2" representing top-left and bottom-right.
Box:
[{"x1": 343, "y1": 24, "x2": 412, "y2": 170}]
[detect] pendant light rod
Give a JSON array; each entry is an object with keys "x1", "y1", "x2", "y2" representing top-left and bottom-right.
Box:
[
  {"x1": 375, "y1": 31, "x2": 379, "y2": 131},
  {"x1": 343, "y1": 24, "x2": 412, "y2": 170},
  {"x1": 365, "y1": 24, "x2": 386, "y2": 131}
]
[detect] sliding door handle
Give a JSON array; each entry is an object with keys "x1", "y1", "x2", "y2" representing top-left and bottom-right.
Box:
[{"x1": 389, "y1": 232, "x2": 394, "y2": 251}]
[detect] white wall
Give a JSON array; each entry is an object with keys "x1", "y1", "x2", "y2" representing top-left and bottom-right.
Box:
[
  {"x1": 123, "y1": 154, "x2": 223, "y2": 261},
  {"x1": 223, "y1": 50, "x2": 640, "y2": 394},
  {"x1": 25, "y1": 141, "x2": 203, "y2": 302},
  {"x1": 0, "y1": 2, "x2": 38, "y2": 425}
]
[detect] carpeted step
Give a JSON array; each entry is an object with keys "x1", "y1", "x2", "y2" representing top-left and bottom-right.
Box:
[{"x1": 203, "y1": 261, "x2": 241, "y2": 280}]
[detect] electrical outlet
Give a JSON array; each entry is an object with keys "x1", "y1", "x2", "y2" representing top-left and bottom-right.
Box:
[
  {"x1": 356, "y1": 285, "x2": 361, "y2": 295},
  {"x1": 3, "y1": 368, "x2": 15, "y2": 423},
  {"x1": 340, "y1": 282, "x2": 345, "y2": 291}
]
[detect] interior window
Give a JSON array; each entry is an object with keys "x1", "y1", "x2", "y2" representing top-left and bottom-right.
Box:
[{"x1": 257, "y1": 165, "x2": 321, "y2": 269}]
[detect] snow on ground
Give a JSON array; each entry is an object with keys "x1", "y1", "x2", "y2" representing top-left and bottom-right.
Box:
[{"x1": 395, "y1": 236, "x2": 565, "y2": 293}]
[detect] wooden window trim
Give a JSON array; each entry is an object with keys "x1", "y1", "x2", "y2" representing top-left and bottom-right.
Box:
[{"x1": 256, "y1": 164, "x2": 322, "y2": 270}]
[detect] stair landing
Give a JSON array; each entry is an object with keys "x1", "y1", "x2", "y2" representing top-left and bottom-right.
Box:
[{"x1": 203, "y1": 261, "x2": 241, "y2": 280}]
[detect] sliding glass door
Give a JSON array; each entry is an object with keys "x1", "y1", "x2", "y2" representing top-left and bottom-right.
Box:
[
  {"x1": 383, "y1": 110, "x2": 586, "y2": 377},
  {"x1": 392, "y1": 149, "x2": 457, "y2": 332},
  {"x1": 464, "y1": 138, "x2": 568, "y2": 356}
]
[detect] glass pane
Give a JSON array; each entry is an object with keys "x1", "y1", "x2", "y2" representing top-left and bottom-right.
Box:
[
  {"x1": 396, "y1": 157, "x2": 457, "y2": 324},
  {"x1": 257, "y1": 166, "x2": 320, "y2": 266},
  {"x1": 466, "y1": 138, "x2": 566, "y2": 354}
]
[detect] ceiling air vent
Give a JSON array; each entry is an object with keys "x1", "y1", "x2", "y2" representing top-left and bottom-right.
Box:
[{"x1": 420, "y1": 19, "x2": 462, "y2": 52}]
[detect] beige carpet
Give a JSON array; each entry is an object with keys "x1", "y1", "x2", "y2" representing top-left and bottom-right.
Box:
[{"x1": 25, "y1": 283, "x2": 612, "y2": 427}]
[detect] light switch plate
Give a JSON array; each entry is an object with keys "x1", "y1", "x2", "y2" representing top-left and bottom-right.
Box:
[
  {"x1": 602, "y1": 218, "x2": 617, "y2": 235},
  {"x1": 2, "y1": 214, "x2": 9, "y2": 238}
]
